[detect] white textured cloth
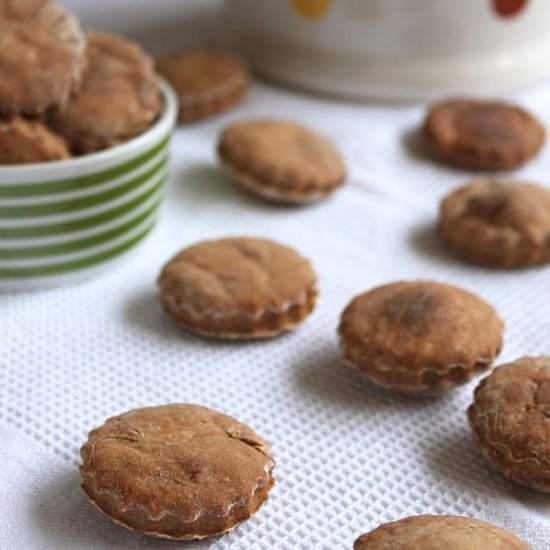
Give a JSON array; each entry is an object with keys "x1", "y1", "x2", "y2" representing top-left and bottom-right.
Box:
[{"x1": 2, "y1": 2, "x2": 550, "y2": 549}]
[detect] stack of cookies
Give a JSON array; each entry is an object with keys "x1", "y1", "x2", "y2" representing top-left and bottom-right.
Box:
[{"x1": 0, "y1": 0, "x2": 162, "y2": 165}]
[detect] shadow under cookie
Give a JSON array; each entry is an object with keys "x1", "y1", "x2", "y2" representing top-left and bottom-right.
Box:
[
  {"x1": 401, "y1": 127, "x2": 434, "y2": 165},
  {"x1": 31, "y1": 470, "x2": 187, "y2": 549},
  {"x1": 294, "y1": 345, "x2": 444, "y2": 411},
  {"x1": 124, "y1": 288, "x2": 299, "y2": 349},
  {"x1": 421, "y1": 428, "x2": 515, "y2": 499},
  {"x1": 408, "y1": 222, "x2": 473, "y2": 267},
  {"x1": 123, "y1": 289, "x2": 185, "y2": 342},
  {"x1": 170, "y1": 163, "x2": 280, "y2": 211}
]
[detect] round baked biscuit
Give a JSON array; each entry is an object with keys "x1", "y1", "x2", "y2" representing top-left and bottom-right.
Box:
[
  {"x1": 423, "y1": 99, "x2": 545, "y2": 170},
  {"x1": 439, "y1": 179, "x2": 550, "y2": 268},
  {"x1": 354, "y1": 515, "x2": 532, "y2": 549},
  {"x1": 0, "y1": 117, "x2": 69, "y2": 164},
  {"x1": 158, "y1": 237, "x2": 318, "y2": 339},
  {"x1": 0, "y1": 0, "x2": 85, "y2": 117},
  {"x1": 339, "y1": 281, "x2": 504, "y2": 395},
  {"x1": 80, "y1": 404, "x2": 275, "y2": 540},
  {"x1": 218, "y1": 120, "x2": 346, "y2": 204},
  {"x1": 469, "y1": 356, "x2": 550, "y2": 493},
  {"x1": 156, "y1": 49, "x2": 249, "y2": 123},
  {"x1": 49, "y1": 31, "x2": 161, "y2": 154}
]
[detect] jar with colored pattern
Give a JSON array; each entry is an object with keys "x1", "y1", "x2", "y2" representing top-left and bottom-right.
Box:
[{"x1": 224, "y1": 0, "x2": 550, "y2": 100}]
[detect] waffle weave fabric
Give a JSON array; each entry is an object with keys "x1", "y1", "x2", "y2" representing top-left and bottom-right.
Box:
[{"x1": 1, "y1": 2, "x2": 549, "y2": 549}]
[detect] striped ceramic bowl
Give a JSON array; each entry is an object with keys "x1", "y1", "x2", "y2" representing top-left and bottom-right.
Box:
[{"x1": 0, "y1": 79, "x2": 178, "y2": 291}]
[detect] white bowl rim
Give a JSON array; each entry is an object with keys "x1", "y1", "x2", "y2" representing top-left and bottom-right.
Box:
[{"x1": 0, "y1": 77, "x2": 178, "y2": 181}]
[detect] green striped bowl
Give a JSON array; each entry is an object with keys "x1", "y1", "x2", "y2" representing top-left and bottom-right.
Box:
[{"x1": 0, "y1": 79, "x2": 177, "y2": 291}]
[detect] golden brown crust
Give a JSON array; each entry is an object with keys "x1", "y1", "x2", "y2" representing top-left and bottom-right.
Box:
[
  {"x1": 49, "y1": 31, "x2": 162, "y2": 154},
  {"x1": 218, "y1": 120, "x2": 346, "y2": 204},
  {"x1": 156, "y1": 49, "x2": 249, "y2": 123},
  {"x1": 354, "y1": 515, "x2": 532, "y2": 549},
  {"x1": 469, "y1": 356, "x2": 550, "y2": 493},
  {"x1": 80, "y1": 404, "x2": 275, "y2": 540},
  {"x1": 423, "y1": 99, "x2": 545, "y2": 170},
  {"x1": 339, "y1": 281, "x2": 504, "y2": 395},
  {"x1": 0, "y1": 0, "x2": 85, "y2": 117},
  {"x1": 158, "y1": 237, "x2": 318, "y2": 339},
  {"x1": 439, "y1": 180, "x2": 550, "y2": 268},
  {"x1": 0, "y1": 117, "x2": 69, "y2": 164}
]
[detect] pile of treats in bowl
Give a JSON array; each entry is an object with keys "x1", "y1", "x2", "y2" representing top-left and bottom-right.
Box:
[
  {"x1": 4, "y1": 2, "x2": 550, "y2": 547},
  {"x1": 0, "y1": 0, "x2": 162, "y2": 164}
]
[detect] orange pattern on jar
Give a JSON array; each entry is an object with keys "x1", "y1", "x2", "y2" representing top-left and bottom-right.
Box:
[
  {"x1": 494, "y1": 0, "x2": 528, "y2": 17},
  {"x1": 290, "y1": 0, "x2": 333, "y2": 20}
]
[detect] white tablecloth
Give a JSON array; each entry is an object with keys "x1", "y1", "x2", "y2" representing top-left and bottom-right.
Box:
[{"x1": 1, "y1": 2, "x2": 550, "y2": 549}]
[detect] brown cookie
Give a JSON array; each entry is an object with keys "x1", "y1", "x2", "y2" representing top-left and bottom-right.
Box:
[
  {"x1": 339, "y1": 281, "x2": 504, "y2": 395},
  {"x1": 354, "y1": 515, "x2": 532, "y2": 549},
  {"x1": 0, "y1": 117, "x2": 70, "y2": 164},
  {"x1": 423, "y1": 99, "x2": 545, "y2": 170},
  {"x1": 49, "y1": 31, "x2": 161, "y2": 154},
  {"x1": 0, "y1": 0, "x2": 85, "y2": 117},
  {"x1": 158, "y1": 237, "x2": 318, "y2": 339},
  {"x1": 469, "y1": 356, "x2": 550, "y2": 492},
  {"x1": 218, "y1": 120, "x2": 346, "y2": 204},
  {"x1": 156, "y1": 48, "x2": 249, "y2": 123},
  {"x1": 80, "y1": 404, "x2": 275, "y2": 540},
  {"x1": 439, "y1": 179, "x2": 550, "y2": 268}
]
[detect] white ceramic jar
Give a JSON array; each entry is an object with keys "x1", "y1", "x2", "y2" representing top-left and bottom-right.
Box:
[{"x1": 224, "y1": 0, "x2": 550, "y2": 100}]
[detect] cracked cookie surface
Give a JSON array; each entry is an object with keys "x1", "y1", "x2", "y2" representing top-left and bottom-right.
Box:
[
  {"x1": 354, "y1": 515, "x2": 532, "y2": 549},
  {"x1": 423, "y1": 99, "x2": 545, "y2": 170},
  {"x1": 439, "y1": 179, "x2": 550, "y2": 268},
  {"x1": 0, "y1": 0, "x2": 85, "y2": 116},
  {"x1": 339, "y1": 281, "x2": 504, "y2": 395},
  {"x1": 218, "y1": 119, "x2": 346, "y2": 204},
  {"x1": 0, "y1": 117, "x2": 69, "y2": 164},
  {"x1": 157, "y1": 237, "x2": 318, "y2": 339},
  {"x1": 156, "y1": 48, "x2": 249, "y2": 123},
  {"x1": 469, "y1": 356, "x2": 550, "y2": 492},
  {"x1": 80, "y1": 404, "x2": 275, "y2": 540},
  {"x1": 49, "y1": 31, "x2": 161, "y2": 154}
]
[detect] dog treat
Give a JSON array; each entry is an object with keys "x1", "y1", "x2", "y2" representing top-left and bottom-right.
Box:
[
  {"x1": 423, "y1": 99, "x2": 545, "y2": 170},
  {"x1": 354, "y1": 515, "x2": 532, "y2": 549},
  {"x1": 156, "y1": 48, "x2": 249, "y2": 123},
  {"x1": 0, "y1": 117, "x2": 70, "y2": 164},
  {"x1": 0, "y1": 0, "x2": 85, "y2": 117},
  {"x1": 439, "y1": 179, "x2": 550, "y2": 268},
  {"x1": 218, "y1": 119, "x2": 346, "y2": 204},
  {"x1": 469, "y1": 356, "x2": 550, "y2": 492},
  {"x1": 49, "y1": 31, "x2": 161, "y2": 154},
  {"x1": 80, "y1": 404, "x2": 275, "y2": 540},
  {"x1": 158, "y1": 237, "x2": 318, "y2": 339},
  {"x1": 339, "y1": 281, "x2": 503, "y2": 395}
]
